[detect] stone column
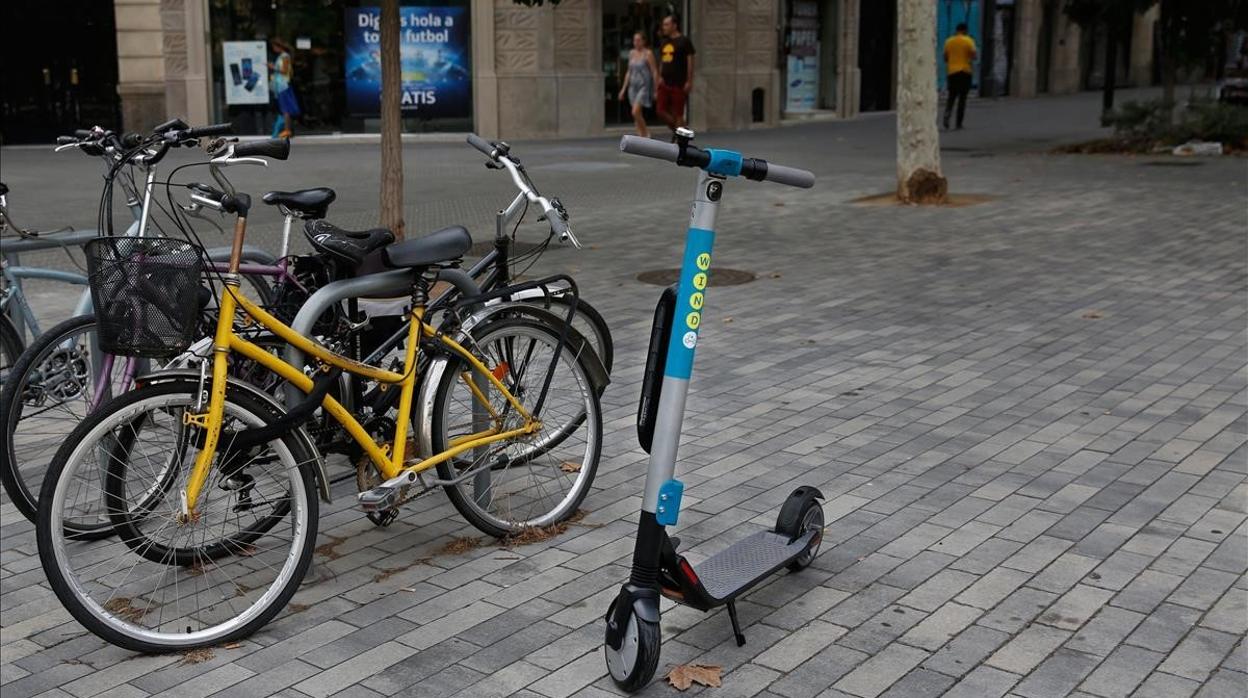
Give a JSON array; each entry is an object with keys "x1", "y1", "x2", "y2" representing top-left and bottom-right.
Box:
[
  {"x1": 1009, "y1": 0, "x2": 1040, "y2": 97},
  {"x1": 1128, "y1": 5, "x2": 1158, "y2": 87},
  {"x1": 159, "y1": 0, "x2": 211, "y2": 126},
  {"x1": 115, "y1": 0, "x2": 167, "y2": 131},
  {"x1": 836, "y1": 0, "x2": 860, "y2": 119},
  {"x1": 478, "y1": 0, "x2": 602, "y2": 139},
  {"x1": 687, "y1": 0, "x2": 780, "y2": 132},
  {"x1": 1047, "y1": 9, "x2": 1082, "y2": 93}
]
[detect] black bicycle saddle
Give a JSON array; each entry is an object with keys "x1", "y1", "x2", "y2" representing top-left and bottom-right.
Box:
[
  {"x1": 304, "y1": 219, "x2": 395, "y2": 266},
  {"x1": 382, "y1": 226, "x2": 473, "y2": 269},
  {"x1": 263, "y1": 188, "x2": 336, "y2": 219},
  {"x1": 0, "y1": 182, "x2": 9, "y2": 196}
]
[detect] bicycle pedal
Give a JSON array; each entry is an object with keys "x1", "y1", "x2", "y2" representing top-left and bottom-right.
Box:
[{"x1": 358, "y1": 485, "x2": 401, "y2": 512}]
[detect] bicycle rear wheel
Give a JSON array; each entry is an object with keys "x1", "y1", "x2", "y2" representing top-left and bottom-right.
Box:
[
  {"x1": 37, "y1": 380, "x2": 317, "y2": 652},
  {"x1": 431, "y1": 317, "x2": 601, "y2": 537},
  {"x1": 1, "y1": 315, "x2": 135, "y2": 530}
]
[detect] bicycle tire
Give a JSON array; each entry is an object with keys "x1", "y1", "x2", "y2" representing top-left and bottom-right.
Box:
[
  {"x1": 37, "y1": 380, "x2": 318, "y2": 653},
  {"x1": 430, "y1": 316, "x2": 602, "y2": 537},
  {"x1": 1, "y1": 315, "x2": 133, "y2": 529},
  {"x1": 539, "y1": 295, "x2": 614, "y2": 375}
]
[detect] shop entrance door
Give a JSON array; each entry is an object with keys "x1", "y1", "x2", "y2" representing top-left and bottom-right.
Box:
[
  {"x1": 603, "y1": 1, "x2": 688, "y2": 127},
  {"x1": 857, "y1": 0, "x2": 895, "y2": 112},
  {"x1": 0, "y1": 0, "x2": 120, "y2": 144}
]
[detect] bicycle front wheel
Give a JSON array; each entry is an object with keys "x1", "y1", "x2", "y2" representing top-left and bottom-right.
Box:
[
  {"x1": 431, "y1": 317, "x2": 601, "y2": 537},
  {"x1": 37, "y1": 380, "x2": 318, "y2": 652}
]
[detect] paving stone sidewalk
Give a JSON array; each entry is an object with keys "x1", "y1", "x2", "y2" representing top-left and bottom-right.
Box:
[{"x1": 2, "y1": 90, "x2": 1245, "y2": 698}]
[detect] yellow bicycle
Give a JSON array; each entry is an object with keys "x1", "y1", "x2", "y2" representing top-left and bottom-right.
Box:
[{"x1": 35, "y1": 140, "x2": 603, "y2": 653}]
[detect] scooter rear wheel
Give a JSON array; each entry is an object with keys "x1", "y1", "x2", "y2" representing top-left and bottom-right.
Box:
[
  {"x1": 604, "y1": 598, "x2": 661, "y2": 692},
  {"x1": 776, "y1": 487, "x2": 825, "y2": 571}
]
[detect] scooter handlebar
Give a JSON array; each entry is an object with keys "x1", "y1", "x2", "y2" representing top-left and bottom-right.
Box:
[{"x1": 619, "y1": 135, "x2": 814, "y2": 189}]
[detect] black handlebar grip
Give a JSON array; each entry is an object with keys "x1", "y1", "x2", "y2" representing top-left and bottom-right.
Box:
[
  {"x1": 232, "y1": 138, "x2": 290, "y2": 161},
  {"x1": 152, "y1": 118, "x2": 189, "y2": 134},
  {"x1": 466, "y1": 133, "x2": 496, "y2": 158},
  {"x1": 548, "y1": 211, "x2": 570, "y2": 238},
  {"x1": 120, "y1": 133, "x2": 144, "y2": 149},
  {"x1": 57, "y1": 136, "x2": 78, "y2": 145},
  {"x1": 73, "y1": 129, "x2": 94, "y2": 139},
  {"x1": 185, "y1": 123, "x2": 234, "y2": 139}
]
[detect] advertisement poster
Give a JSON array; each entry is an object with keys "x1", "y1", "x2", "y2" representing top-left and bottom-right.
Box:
[
  {"x1": 785, "y1": 0, "x2": 819, "y2": 112},
  {"x1": 343, "y1": 5, "x2": 471, "y2": 118},
  {"x1": 223, "y1": 41, "x2": 270, "y2": 105}
]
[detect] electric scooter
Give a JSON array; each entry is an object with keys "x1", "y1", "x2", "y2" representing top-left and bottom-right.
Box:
[{"x1": 604, "y1": 129, "x2": 825, "y2": 691}]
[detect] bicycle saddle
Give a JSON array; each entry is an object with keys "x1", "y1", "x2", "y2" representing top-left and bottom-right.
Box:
[
  {"x1": 382, "y1": 226, "x2": 473, "y2": 269},
  {"x1": 304, "y1": 219, "x2": 395, "y2": 266},
  {"x1": 0, "y1": 182, "x2": 8, "y2": 196},
  {"x1": 262, "y1": 188, "x2": 336, "y2": 219}
]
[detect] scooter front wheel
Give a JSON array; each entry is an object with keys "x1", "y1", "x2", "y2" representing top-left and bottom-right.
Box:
[{"x1": 605, "y1": 598, "x2": 661, "y2": 692}]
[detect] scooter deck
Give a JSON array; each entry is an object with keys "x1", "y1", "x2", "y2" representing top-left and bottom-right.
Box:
[{"x1": 695, "y1": 530, "x2": 814, "y2": 601}]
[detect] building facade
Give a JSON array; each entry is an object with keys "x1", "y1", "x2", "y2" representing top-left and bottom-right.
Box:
[{"x1": 0, "y1": 0, "x2": 1169, "y2": 144}]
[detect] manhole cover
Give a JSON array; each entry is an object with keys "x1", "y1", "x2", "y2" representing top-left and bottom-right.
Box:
[
  {"x1": 469, "y1": 240, "x2": 545, "y2": 256},
  {"x1": 636, "y1": 268, "x2": 756, "y2": 287}
]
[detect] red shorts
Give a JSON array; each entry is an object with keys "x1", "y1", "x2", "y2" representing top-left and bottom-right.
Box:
[{"x1": 657, "y1": 83, "x2": 687, "y2": 119}]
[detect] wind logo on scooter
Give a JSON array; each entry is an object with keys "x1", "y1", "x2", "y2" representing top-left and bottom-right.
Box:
[{"x1": 665, "y1": 228, "x2": 714, "y2": 380}]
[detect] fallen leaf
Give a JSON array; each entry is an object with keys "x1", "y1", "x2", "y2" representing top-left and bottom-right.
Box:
[
  {"x1": 723, "y1": 317, "x2": 734, "y2": 324},
  {"x1": 667, "y1": 663, "x2": 722, "y2": 691},
  {"x1": 561, "y1": 461, "x2": 582, "y2": 473},
  {"x1": 222, "y1": 642, "x2": 242, "y2": 650},
  {"x1": 180, "y1": 648, "x2": 214, "y2": 665},
  {"x1": 770, "y1": 272, "x2": 782, "y2": 279},
  {"x1": 1081, "y1": 310, "x2": 1104, "y2": 320}
]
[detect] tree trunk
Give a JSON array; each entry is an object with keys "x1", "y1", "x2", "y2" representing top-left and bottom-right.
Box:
[
  {"x1": 379, "y1": 0, "x2": 405, "y2": 239},
  {"x1": 896, "y1": 0, "x2": 947, "y2": 204},
  {"x1": 1100, "y1": 15, "x2": 1118, "y2": 124}
]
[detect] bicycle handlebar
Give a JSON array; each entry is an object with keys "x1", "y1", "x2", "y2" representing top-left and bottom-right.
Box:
[
  {"x1": 466, "y1": 133, "x2": 577, "y2": 246},
  {"x1": 184, "y1": 122, "x2": 233, "y2": 139},
  {"x1": 619, "y1": 135, "x2": 815, "y2": 189}
]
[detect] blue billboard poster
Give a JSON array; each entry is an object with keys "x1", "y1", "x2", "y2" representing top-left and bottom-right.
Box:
[{"x1": 344, "y1": 5, "x2": 471, "y2": 118}]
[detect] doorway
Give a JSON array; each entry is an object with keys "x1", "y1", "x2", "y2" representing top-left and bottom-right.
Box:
[
  {"x1": 858, "y1": 0, "x2": 895, "y2": 111},
  {"x1": 0, "y1": 0, "x2": 120, "y2": 144},
  {"x1": 603, "y1": 1, "x2": 687, "y2": 127}
]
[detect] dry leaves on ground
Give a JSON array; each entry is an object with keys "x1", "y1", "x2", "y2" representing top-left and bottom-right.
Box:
[
  {"x1": 440, "y1": 536, "x2": 483, "y2": 555},
  {"x1": 102, "y1": 597, "x2": 146, "y2": 623},
  {"x1": 1081, "y1": 310, "x2": 1105, "y2": 320},
  {"x1": 180, "y1": 648, "x2": 214, "y2": 665},
  {"x1": 561, "y1": 461, "x2": 582, "y2": 473},
  {"x1": 666, "y1": 663, "x2": 723, "y2": 691}
]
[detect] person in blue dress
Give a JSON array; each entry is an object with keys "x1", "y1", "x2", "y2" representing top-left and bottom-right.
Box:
[{"x1": 269, "y1": 38, "x2": 300, "y2": 138}]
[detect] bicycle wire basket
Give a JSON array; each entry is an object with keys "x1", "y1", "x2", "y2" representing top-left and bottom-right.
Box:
[{"x1": 85, "y1": 236, "x2": 206, "y2": 358}]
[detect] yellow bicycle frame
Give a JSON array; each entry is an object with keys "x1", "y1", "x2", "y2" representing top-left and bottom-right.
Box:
[{"x1": 180, "y1": 277, "x2": 539, "y2": 514}]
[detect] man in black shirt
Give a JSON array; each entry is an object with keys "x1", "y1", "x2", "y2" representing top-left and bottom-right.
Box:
[{"x1": 656, "y1": 14, "x2": 695, "y2": 135}]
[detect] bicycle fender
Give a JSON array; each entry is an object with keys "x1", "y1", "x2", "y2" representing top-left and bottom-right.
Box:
[
  {"x1": 415, "y1": 307, "x2": 609, "y2": 460},
  {"x1": 132, "y1": 369, "x2": 332, "y2": 503},
  {"x1": 458, "y1": 302, "x2": 609, "y2": 394}
]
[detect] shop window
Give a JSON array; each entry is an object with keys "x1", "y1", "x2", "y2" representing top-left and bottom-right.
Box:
[{"x1": 209, "y1": 1, "x2": 472, "y2": 135}]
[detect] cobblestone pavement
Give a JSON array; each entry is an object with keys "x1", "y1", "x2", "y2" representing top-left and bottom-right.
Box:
[{"x1": 3, "y1": 89, "x2": 1246, "y2": 698}]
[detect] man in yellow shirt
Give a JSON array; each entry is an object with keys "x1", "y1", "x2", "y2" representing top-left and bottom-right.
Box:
[{"x1": 943, "y1": 23, "x2": 977, "y2": 130}]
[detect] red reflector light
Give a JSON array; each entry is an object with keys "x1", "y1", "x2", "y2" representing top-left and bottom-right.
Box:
[{"x1": 679, "y1": 558, "x2": 700, "y2": 585}]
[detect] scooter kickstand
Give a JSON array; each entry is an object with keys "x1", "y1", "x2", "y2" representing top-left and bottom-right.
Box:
[{"x1": 726, "y1": 601, "x2": 746, "y2": 647}]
